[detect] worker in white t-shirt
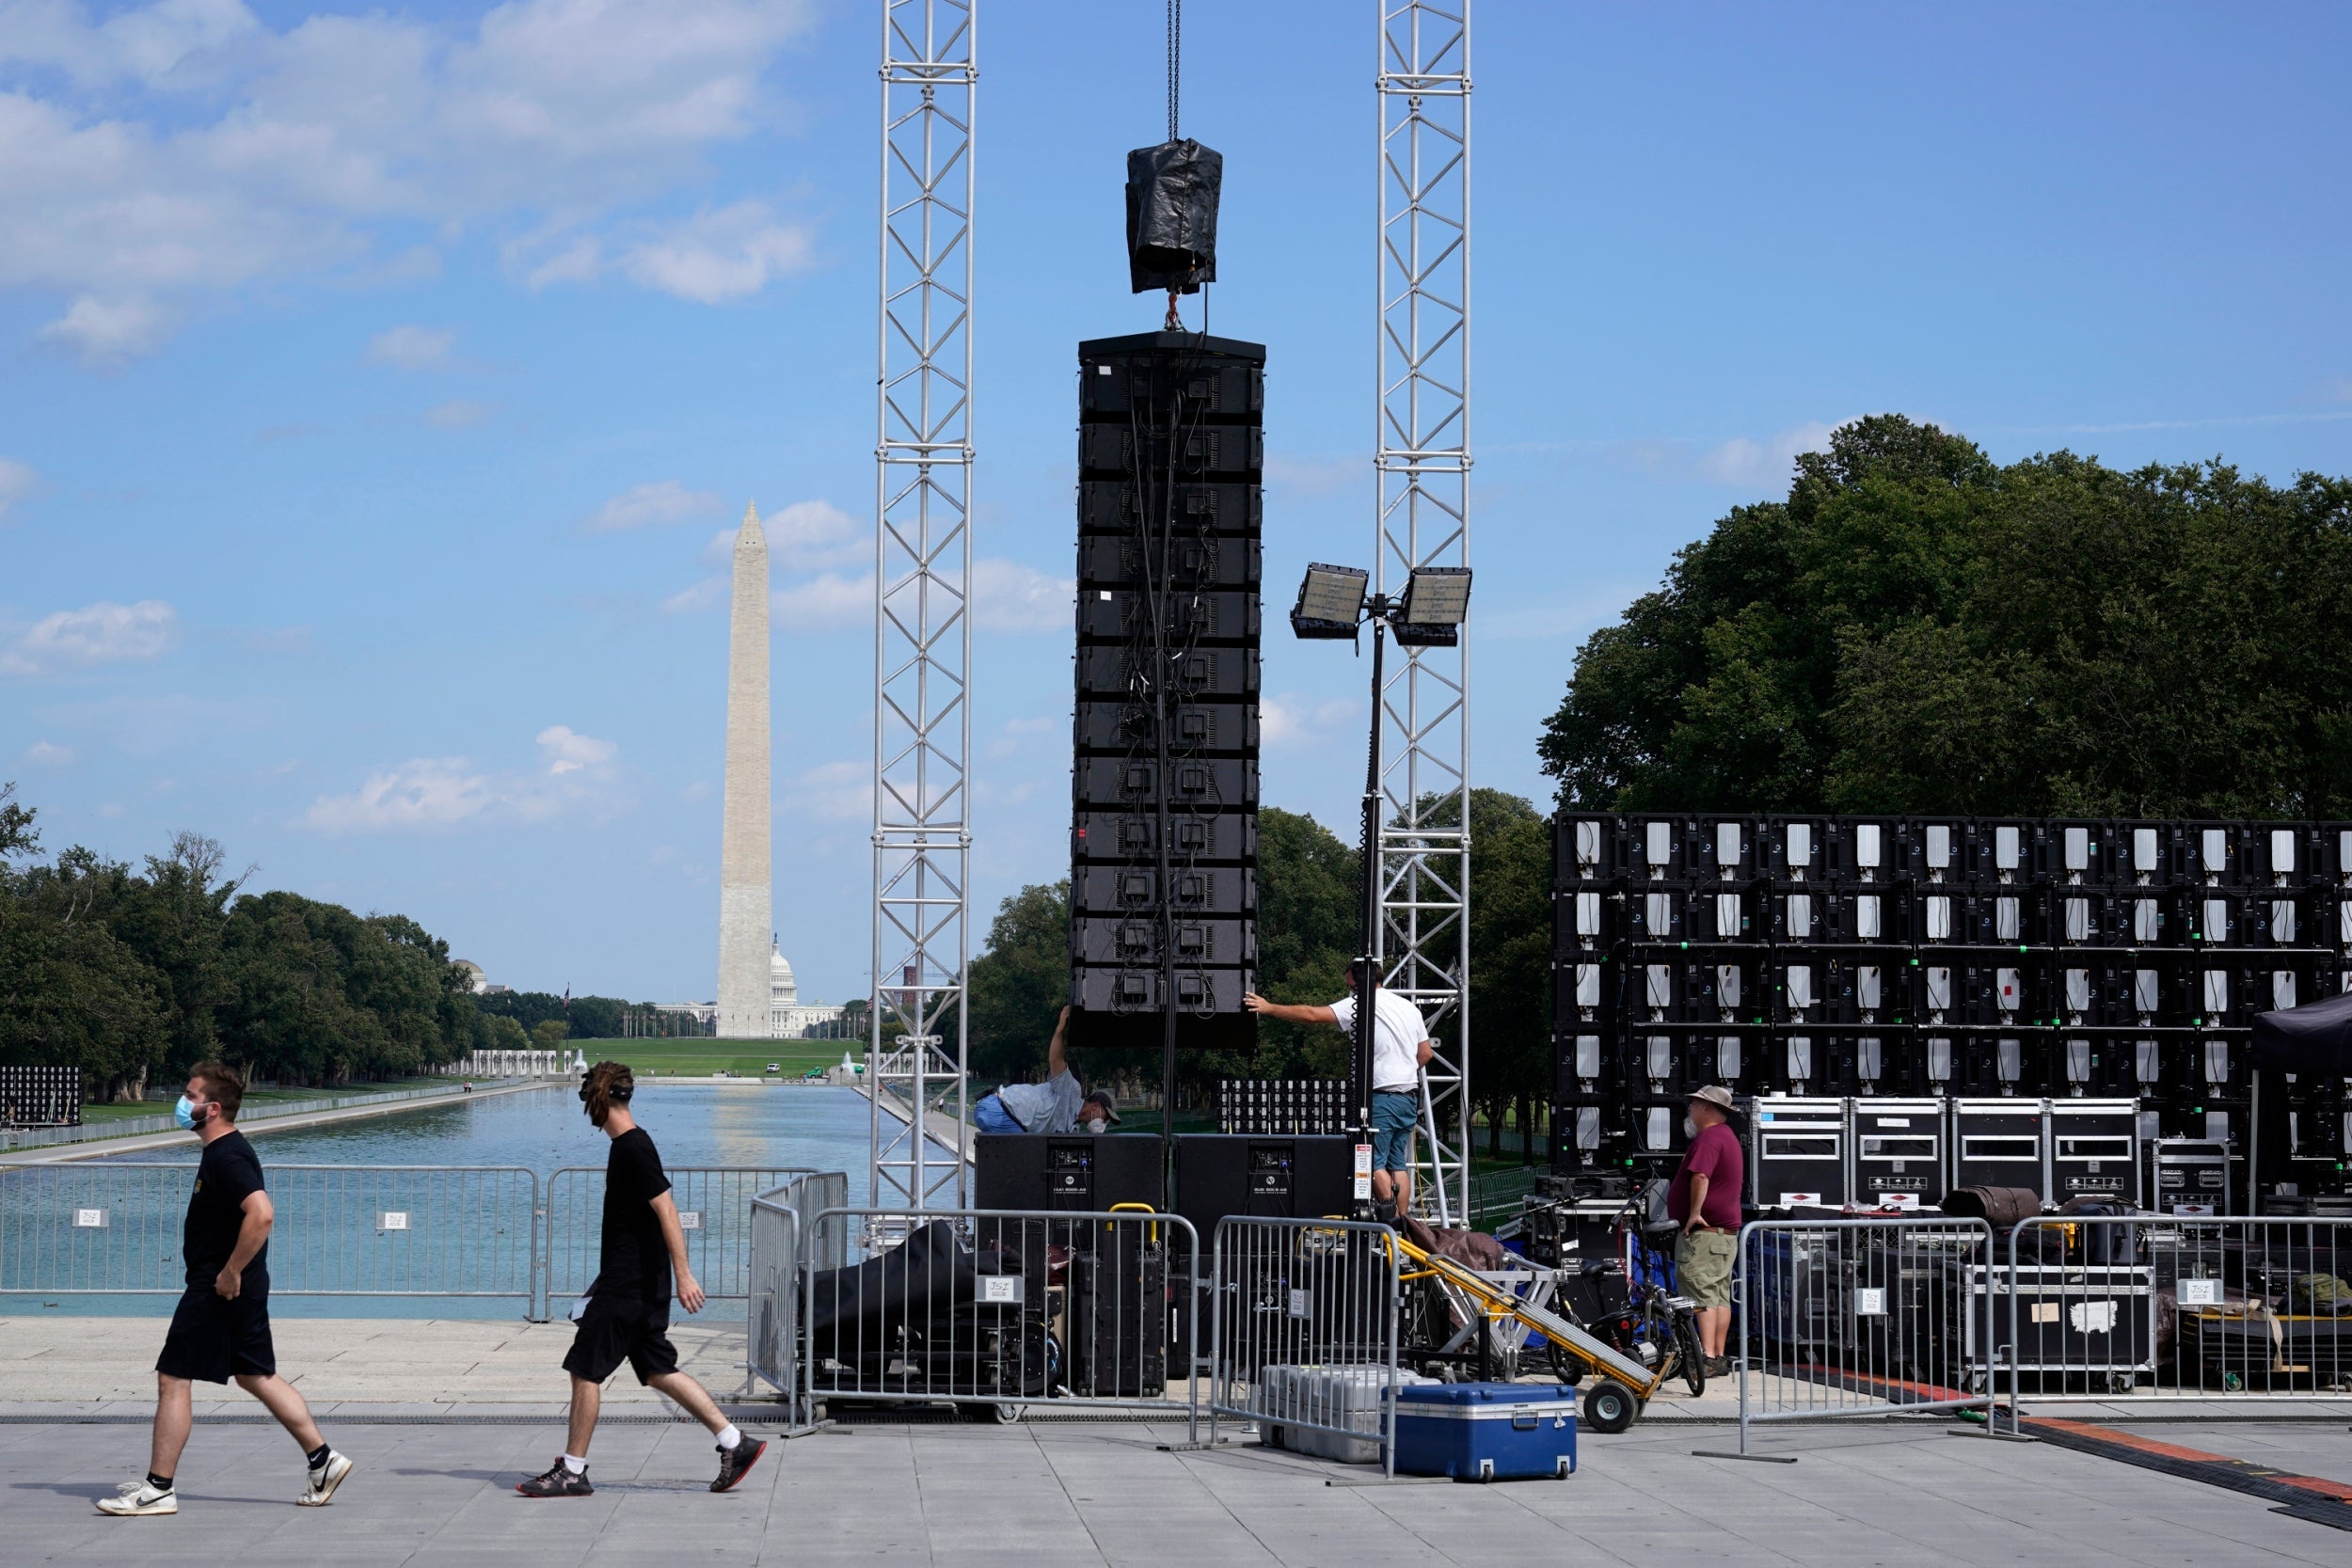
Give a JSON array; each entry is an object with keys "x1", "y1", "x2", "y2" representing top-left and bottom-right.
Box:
[{"x1": 1243, "y1": 974, "x2": 1433, "y2": 1216}]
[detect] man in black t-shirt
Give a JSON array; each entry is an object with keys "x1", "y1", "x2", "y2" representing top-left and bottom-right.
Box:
[
  {"x1": 96, "y1": 1063, "x2": 354, "y2": 1517},
  {"x1": 516, "y1": 1062, "x2": 769, "y2": 1498}
]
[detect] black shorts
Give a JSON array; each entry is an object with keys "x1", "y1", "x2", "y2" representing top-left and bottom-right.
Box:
[
  {"x1": 562, "y1": 1295, "x2": 679, "y2": 1386},
  {"x1": 156, "y1": 1284, "x2": 277, "y2": 1384}
]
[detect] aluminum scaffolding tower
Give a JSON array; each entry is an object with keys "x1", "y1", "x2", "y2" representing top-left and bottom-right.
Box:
[
  {"x1": 1376, "y1": 2, "x2": 1472, "y2": 1225},
  {"x1": 870, "y1": 0, "x2": 976, "y2": 1212}
]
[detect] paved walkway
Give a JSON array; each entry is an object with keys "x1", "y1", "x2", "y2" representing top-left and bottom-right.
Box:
[
  {"x1": 9, "y1": 1409, "x2": 2351, "y2": 1566},
  {"x1": 0, "y1": 1317, "x2": 749, "y2": 1416}
]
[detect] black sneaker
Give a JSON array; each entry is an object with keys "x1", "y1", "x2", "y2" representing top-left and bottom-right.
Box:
[
  {"x1": 516, "y1": 1460, "x2": 594, "y2": 1498},
  {"x1": 710, "y1": 1437, "x2": 768, "y2": 1494}
]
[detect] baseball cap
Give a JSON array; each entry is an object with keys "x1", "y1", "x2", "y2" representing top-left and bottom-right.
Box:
[{"x1": 1082, "y1": 1086, "x2": 1121, "y2": 1124}]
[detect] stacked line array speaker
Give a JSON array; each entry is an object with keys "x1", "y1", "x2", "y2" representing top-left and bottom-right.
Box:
[
  {"x1": 0, "y1": 1065, "x2": 81, "y2": 1128},
  {"x1": 1068, "y1": 331, "x2": 1265, "y2": 1051},
  {"x1": 1554, "y1": 816, "x2": 2352, "y2": 1197}
]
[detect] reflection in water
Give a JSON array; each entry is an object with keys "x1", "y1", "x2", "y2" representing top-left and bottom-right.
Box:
[{"x1": 103, "y1": 1083, "x2": 935, "y2": 1192}]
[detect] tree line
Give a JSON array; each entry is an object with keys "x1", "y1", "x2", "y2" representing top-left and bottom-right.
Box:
[
  {"x1": 0, "y1": 784, "x2": 535, "y2": 1100},
  {"x1": 1541, "y1": 415, "x2": 2352, "y2": 816}
]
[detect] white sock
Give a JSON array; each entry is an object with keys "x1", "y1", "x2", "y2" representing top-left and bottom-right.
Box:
[
  {"x1": 716, "y1": 1425, "x2": 741, "y2": 1450},
  {"x1": 561, "y1": 1454, "x2": 587, "y2": 1474}
]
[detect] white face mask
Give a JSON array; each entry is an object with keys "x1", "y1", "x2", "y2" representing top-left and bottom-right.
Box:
[
  {"x1": 1082, "y1": 1118, "x2": 1107, "y2": 1135},
  {"x1": 1683, "y1": 1117, "x2": 1698, "y2": 1139}
]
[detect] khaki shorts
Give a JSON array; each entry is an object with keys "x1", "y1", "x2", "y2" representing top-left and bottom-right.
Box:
[{"x1": 1675, "y1": 1227, "x2": 1738, "y2": 1310}]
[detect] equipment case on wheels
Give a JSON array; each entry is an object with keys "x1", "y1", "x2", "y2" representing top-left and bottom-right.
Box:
[{"x1": 1393, "y1": 1383, "x2": 1578, "y2": 1481}]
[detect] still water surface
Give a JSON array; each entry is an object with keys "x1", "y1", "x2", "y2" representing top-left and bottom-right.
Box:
[{"x1": 7, "y1": 1085, "x2": 940, "y2": 1318}]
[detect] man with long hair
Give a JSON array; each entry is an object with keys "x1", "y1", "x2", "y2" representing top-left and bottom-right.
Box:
[
  {"x1": 96, "y1": 1063, "x2": 354, "y2": 1516},
  {"x1": 516, "y1": 1061, "x2": 767, "y2": 1497}
]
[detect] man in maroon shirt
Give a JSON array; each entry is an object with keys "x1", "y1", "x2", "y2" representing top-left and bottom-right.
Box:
[{"x1": 1668, "y1": 1085, "x2": 1743, "y2": 1376}]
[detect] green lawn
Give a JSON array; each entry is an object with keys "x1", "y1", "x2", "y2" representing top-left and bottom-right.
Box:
[
  {"x1": 77, "y1": 1077, "x2": 452, "y2": 1122},
  {"x1": 566, "y1": 1038, "x2": 852, "y2": 1079}
]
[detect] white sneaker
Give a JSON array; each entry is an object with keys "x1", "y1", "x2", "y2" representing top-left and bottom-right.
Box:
[
  {"x1": 298, "y1": 1450, "x2": 355, "y2": 1507},
  {"x1": 96, "y1": 1481, "x2": 178, "y2": 1516}
]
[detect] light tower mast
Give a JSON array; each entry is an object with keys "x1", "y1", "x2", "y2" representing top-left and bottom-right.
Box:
[
  {"x1": 869, "y1": 0, "x2": 977, "y2": 1211},
  {"x1": 1376, "y1": 3, "x2": 1472, "y2": 1223}
]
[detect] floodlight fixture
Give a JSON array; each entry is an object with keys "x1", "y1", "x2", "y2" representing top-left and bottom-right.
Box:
[
  {"x1": 1290, "y1": 562, "x2": 1369, "y2": 640},
  {"x1": 1399, "y1": 565, "x2": 1472, "y2": 625}
]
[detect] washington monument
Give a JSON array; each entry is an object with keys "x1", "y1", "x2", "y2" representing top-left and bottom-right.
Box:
[{"x1": 716, "y1": 502, "x2": 770, "y2": 1038}]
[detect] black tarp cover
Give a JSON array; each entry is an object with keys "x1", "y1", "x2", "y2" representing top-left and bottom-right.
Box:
[
  {"x1": 807, "y1": 1220, "x2": 973, "y2": 1355},
  {"x1": 1125, "y1": 139, "x2": 1222, "y2": 294},
  {"x1": 2252, "y1": 989, "x2": 2352, "y2": 1075}
]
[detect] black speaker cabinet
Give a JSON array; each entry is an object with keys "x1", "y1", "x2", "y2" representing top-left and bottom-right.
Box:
[
  {"x1": 1168, "y1": 1133, "x2": 1354, "y2": 1244},
  {"x1": 974, "y1": 1133, "x2": 1166, "y2": 1214}
]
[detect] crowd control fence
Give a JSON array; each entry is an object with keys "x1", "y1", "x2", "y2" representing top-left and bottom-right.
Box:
[
  {"x1": 542, "y1": 1166, "x2": 818, "y2": 1313},
  {"x1": 1997, "y1": 1214, "x2": 2352, "y2": 1419},
  {"x1": 793, "y1": 1206, "x2": 1200, "y2": 1433},
  {"x1": 1206, "y1": 1216, "x2": 1406, "y2": 1475},
  {"x1": 745, "y1": 1172, "x2": 850, "y2": 1403},
  {"x1": 1737, "y1": 1215, "x2": 1998, "y2": 1454},
  {"x1": 0, "y1": 1164, "x2": 543, "y2": 1311}
]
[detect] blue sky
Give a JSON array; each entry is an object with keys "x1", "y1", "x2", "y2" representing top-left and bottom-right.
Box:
[{"x1": 5, "y1": 1, "x2": 2350, "y2": 1005}]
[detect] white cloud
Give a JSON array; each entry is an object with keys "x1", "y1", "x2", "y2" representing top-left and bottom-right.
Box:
[
  {"x1": 780, "y1": 759, "x2": 870, "y2": 824},
  {"x1": 37, "y1": 294, "x2": 171, "y2": 367},
  {"x1": 661, "y1": 575, "x2": 724, "y2": 614},
  {"x1": 301, "y1": 723, "x2": 624, "y2": 834},
  {"x1": 2, "y1": 599, "x2": 180, "y2": 675},
  {"x1": 588, "y1": 479, "x2": 722, "y2": 534},
  {"x1": 535, "y1": 723, "x2": 616, "y2": 775},
  {"x1": 23, "y1": 739, "x2": 75, "y2": 766},
  {"x1": 367, "y1": 324, "x2": 454, "y2": 368},
  {"x1": 423, "y1": 399, "x2": 488, "y2": 430},
  {"x1": 1263, "y1": 451, "x2": 1359, "y2": 497},
  {"x1": 772, "y1": 571, "x2": 870, "y2": 630},
  {"x1": 767, "y1": 498, "x2": 864, "y2": 570},
  {"x1": 0, "y1": 458, "x2": 39, "y2": 522},
  {"x1": 302, "y1": 758, "x2": 498, "y2": 834},
  {"x1": 1262, "y1": 694, "x2": 1359, "y2": 747},
  {"x1": 1695, "y1": 421, "x2": 1840, "y2": 489},
  {"x1": 969, "y1": 560, "x2": 1071, "y2": 633},
  {"x1": 0, "y1": 0, "x2": 821, "y2": 361}
]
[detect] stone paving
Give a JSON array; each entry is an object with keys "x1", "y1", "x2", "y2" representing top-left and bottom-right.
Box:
[
  {"x1": 8, "y1": 1411, "x2": 2352, "y2": 1566},
  {"x1": 8, "y1": 1315, "x2": 2352, "y2": 1564}
]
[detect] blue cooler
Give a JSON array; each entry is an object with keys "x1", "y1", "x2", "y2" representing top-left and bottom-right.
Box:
[{"x1": 1392, "y1": 1383, "x2": 1577, "y2": 1481}]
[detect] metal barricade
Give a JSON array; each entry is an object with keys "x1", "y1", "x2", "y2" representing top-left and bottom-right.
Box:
[
  {"x1": 542, "y1": 1165, "x2": 817, "y2": 1315},
  {"x1": 1738, "y1": 1216, "x2": 1995, "y2": 1453},
  {"x1": 801, "y1": 1207, "x2": 1200, "y2": 1432},
  {"x1": 0, "y1": 1164, "x2": 541, "y2": 1310},
  {"x1": 2002, "y1": 1214, "x2": 2352, "y2": 1414},
  {"x1": 1206, "y1": 1216, "x2": 1405, "y2": 1475},
  {"x1": 746, "y1": 1172, "x2": 850, "y2": 1406}
]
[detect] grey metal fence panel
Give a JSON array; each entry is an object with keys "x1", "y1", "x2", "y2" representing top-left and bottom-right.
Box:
[
  {"x1": 746, "y1": 1172, "x2": 850, "y2": 1410},
  {"x1": 801, "y1": 1207, "x2": 1200, "y2": 1431},
  {"x1": 543, "y1": 1166, "x2": 818, "y2": 1307},
  {"x1": 0, "y1": 1164, "x2": 540, "y2": 1307},
  {"x1": 1738, "y1": 1216, "x2": 1996, "y2": 1453},
  {"x1": 2002, "y1": 1214, "x2": 2352, "y2": 1413},
  {"x1": 1206, "y1": 1216, "x2": 1405, "y2": 1474}
]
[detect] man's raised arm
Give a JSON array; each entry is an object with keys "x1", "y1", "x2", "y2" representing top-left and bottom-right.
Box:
[{"x1": 1243, "y1": 993, "x2": 1339, "y2": 1026}]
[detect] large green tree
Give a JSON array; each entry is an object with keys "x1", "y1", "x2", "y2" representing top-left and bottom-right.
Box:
[{"x1": 1540, "y1": 415, "x2": 2352, "y2": 816}]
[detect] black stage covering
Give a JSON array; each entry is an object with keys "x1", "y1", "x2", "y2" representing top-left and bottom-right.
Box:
[
  {"x1": 2251, "y1": 990, "x2": 2352, "y2": 1076},
  {"x1": 1124, "y1": 138, "x2": 1222, "y2": 293},
  {"x1": 807, "y1": 1220, "x2": 974, "y2": 1355}
]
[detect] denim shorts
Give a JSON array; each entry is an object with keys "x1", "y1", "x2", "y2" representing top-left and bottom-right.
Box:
[{"x1": 1370, "y1": 1090, "x2": 1419, "y2": 1173}]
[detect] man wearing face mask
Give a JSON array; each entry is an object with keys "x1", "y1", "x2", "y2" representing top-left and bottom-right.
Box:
[
  {"x1": 972, "y1": 1006, "x2": 1122, "y2": 1135},
  {"x1": 517, "y1": 1062, "x2": 767, "y2": 1497},
  {"x1": 1667, "y1": 1085, "x2": 1744, "y2": 1378},
  {"x1": 97, "y1": 1064, "x2": 354, "y2": 1517}
]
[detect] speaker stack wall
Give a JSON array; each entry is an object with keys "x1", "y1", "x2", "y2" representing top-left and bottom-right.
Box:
[
  {"x1": 1068, "y1": 332, "x2": 1265, "y2": 1051},
  {"x1": 1553, "y1": 813, "x2": 2352, "y2": 1202}
]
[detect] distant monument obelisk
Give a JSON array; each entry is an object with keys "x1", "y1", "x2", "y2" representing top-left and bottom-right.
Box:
[{"x1": 715, "y1": 502, "x2": 771, "y2": 1038}]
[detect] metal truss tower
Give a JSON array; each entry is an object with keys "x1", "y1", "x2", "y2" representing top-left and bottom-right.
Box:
[
  {"x1": 870, "y1": 0, "x2": 976, "y2": 1212},
  {"x1": 1376, "y1": 3, "x2": 1472, "y2": 1225}
]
